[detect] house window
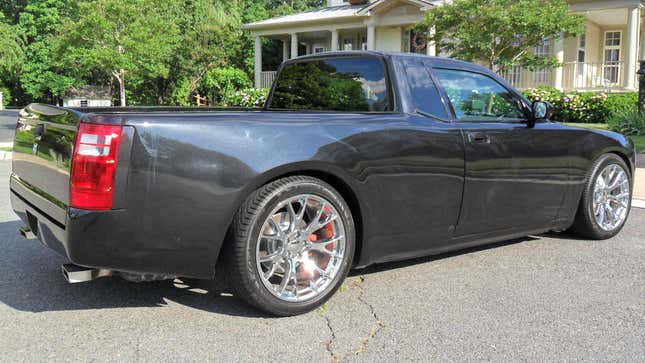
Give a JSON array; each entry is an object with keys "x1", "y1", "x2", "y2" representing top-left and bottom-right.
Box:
[
  {"x1": 533, "y1": 38, "x2": 551, "y2": 84},
  {"x1": 603, "y1": 31, "x2": 621, "y2": 85},
  {"x1": 314, "y1": 47, "x2": 326, "y2": 54},
  {"x1": 80, "y1": 100, "x2": 88, "y2": 107},
  {"x1": 577, "y1": 33, "x2": 586, "y2": 78}
]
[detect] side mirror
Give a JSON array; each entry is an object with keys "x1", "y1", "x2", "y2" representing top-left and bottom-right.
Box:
[{"x1": 528, "y1": 101, "x2": 552, "y2": 128}]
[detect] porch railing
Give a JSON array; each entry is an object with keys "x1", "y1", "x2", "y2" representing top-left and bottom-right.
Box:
[
  {"x1": 562, "y1": 61, "x2": 625, "y2": 90},
  {"x1": 499, "y1": 61, "x2": 628, "y2": 91},
  {"x1": 499, "y1": 67, "x2": 555, "y2": 90},
  {"x1": 260, "y1": 71, "x2": 277, "y2": 89}
]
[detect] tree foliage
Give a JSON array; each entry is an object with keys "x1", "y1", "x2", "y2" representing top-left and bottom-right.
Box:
[
  {"x1": 419, "y1": 0, "x2": 586, "y2": 71},
  {"x1": 0, "y1": 0, "x2": 325, "y2": 106}
]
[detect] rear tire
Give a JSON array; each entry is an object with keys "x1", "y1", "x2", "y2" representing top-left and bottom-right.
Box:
[
  {"x1": 571, "y1": 154, "x2": 632, "y2": 240},
  {"x1": 224, "y1": 176, "x2": 355, "y2": 316}
]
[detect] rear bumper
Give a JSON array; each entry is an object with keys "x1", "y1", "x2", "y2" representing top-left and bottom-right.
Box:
[{"x1": 10, "y1": 174, "x2": 217, "y2": 279}]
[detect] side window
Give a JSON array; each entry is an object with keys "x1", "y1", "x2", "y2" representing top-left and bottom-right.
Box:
[
  {"x1": 433, "y1": 68, "x2": 526, "y2": 122},
  {"x1": 402, "y1": 59, "x2": 449, "y2": 120},
  {"x1": 269, "y1": 56, "x2": 391, "y2": 112}
]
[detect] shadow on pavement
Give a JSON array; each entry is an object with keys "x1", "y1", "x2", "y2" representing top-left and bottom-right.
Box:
[
  {"x1": 352, "y1": 235, "x2": 541, "y2": 276},
  {"x1": 0, "y1": 217, "x2": 562, "y2": 316},
  {"x1": 0, "y1": 219, "x2": 267, "y2": 317}
]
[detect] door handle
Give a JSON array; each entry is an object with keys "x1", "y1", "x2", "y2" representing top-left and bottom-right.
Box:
[{"x1": 468, "y1": 132, "x2": 491, "y2": 144}]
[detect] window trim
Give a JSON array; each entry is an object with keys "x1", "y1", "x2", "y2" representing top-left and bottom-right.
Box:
[
  {"x1": 265, "y1": 54, "x2": 397, "y2": 114},
  {"x1": 603, "y1": 30, "x2": 622, "y2": 84},
  {"x1": 430, "y1": 67, "x2": 531, "y2": 124}
]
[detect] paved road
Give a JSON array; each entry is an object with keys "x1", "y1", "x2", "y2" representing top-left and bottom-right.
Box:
[
  {"x1": 0, "y1": 110, "x2": 18, "y2": 143},
  {"x1": 1, "y1": 162, "x2": 644, "y2": 362}
]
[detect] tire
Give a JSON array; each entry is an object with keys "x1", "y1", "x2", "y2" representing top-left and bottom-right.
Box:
[
  {"x1": 224, "y1": 176, "x2": 355, "y2": 316},
  {"x1": 571, "y1": 153, "x2": 632, "y2": 240}
]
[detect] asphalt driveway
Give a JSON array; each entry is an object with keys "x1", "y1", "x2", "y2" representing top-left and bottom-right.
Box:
[
  {"x1": 0, "y1": 110, "x2": 17, "y2": 143},
  {"x1": 0, "y1": 158, "x2": 643, "y2": 362}
]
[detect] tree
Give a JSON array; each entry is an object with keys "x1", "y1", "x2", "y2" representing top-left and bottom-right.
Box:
[
  {"x1": 17, "y1": 0, "x2": 78, "y2": 103},
  {"x1": 418, "y1": 0, "x2": 586, "y2": 72},
  {"x1": 54, "y1": 0, "x2": 180, "y2": 106},
  {"x1": 0, "y1": 16, "x2": 24, "y2": 74}
]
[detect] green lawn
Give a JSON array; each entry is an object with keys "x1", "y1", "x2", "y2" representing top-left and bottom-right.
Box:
[
  {"x1": 564, "y1": 123, "x2": 608, "y2": 130},
  {"x1": 565, "y1": 123, "x2": 645, "y2": 153}
]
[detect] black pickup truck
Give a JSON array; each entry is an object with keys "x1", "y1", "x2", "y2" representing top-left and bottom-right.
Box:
[{"x1": 10, "y1": 51, "x2": 635, "y2": 315}]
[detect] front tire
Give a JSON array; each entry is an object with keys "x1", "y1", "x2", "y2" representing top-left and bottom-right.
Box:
[
  {"x1": 571, "y1": 154, "x2": 632, "y2": 240},
  {"x1": 225, "y1": 176, "x2": 355, "y2": 316}
]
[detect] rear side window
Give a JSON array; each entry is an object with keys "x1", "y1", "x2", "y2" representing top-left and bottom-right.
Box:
[
  {"x1": 433, "y1": 68, "x2": 526, "y2": 122},
  {"x1": 402, "y1": 59, "x2": 449, "y2": 120},
  {"x1": 269, "y1": 57, "x2": 391, "y2": 112}
]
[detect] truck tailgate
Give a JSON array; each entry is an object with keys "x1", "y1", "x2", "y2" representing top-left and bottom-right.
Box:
[{"x1": 11, "y1": 104, "x2": 81, "y2": 224}]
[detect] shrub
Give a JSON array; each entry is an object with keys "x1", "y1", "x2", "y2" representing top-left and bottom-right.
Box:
[
  {"x1": 203, "y1": 67, "x2": 251, "y2": 105},
  {"x1": 607, "y1": 110, "x2": 645, "y2": 136},
  {"x1": 605, "y1": 92, "x2": 638, "y2": 114},
  {"x1": 0, "y1": 86, "x2": 11, "y2": 107},
  {"x1": 226, "y1": 88, "x2": 269, "y2": 108},
  {"x1": 522, "y1": 86, "x2": 638, "y2": 124}
]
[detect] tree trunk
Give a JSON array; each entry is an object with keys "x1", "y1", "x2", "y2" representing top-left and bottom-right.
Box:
[{"x1": 118, "y1": 69, "x2": 126, "y2": 107}]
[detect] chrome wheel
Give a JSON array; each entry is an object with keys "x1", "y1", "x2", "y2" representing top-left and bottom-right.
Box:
[
  {"x1": 256, "y1": 194, "x2": 346, "y2": 302},
  {"x1": 592, "y1": 164, "x2": 630, "y2": 231}
]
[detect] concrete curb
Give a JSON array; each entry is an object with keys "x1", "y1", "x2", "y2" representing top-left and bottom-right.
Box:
[{"x1": 632, "y1": 198, "x2": 645, "y2": 209}]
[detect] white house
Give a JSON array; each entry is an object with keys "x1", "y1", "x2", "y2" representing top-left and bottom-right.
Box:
[
  {"x1": 62, "y1": 86, "x2": 112, "y2": 108},
  {"x1": 244, "y1": 0, "x2": 645, "y2": 92}
]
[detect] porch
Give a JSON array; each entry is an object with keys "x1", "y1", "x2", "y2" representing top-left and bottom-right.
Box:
[
  {"x1": 255, "y1": 26, "x2": 435, "y2": 88},
  {"x1": 503, "y1": 1, "x2": 643, "y2": 92},
  {"x1": 243, "y1": 0, "x2": 433, "y2": 89}
]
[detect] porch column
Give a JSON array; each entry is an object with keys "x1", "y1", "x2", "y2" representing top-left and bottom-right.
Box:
[
  {"x1": 291, "y1": 33, "x2": 299, "y2": 59},
  {"x1": 367, "y1": 25, "x2": 376, "y2": 50},
  {"x1": 427, "y1": 26, "x2": 436, "y2": 56},
  {"x1": 254, "y1": 35, "x2": 262, "y2": 88},
  {"x1": 625, "y1": 6, "x2": 640, "y2": 89},
  {"x1": 640, "y1": 16, "x2": 645, "y2": 60},
  {"x1": 283, "y1": 38, "x2": 289, "y2": 62},
  {"x1": 331, "y1": 29, "x2": 339, "y2": 52},
  {"x1": 553, "y1": 34, "x2": 565, "y2": 90}
]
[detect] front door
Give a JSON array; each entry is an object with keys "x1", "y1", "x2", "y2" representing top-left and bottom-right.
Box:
[{"x1": 431, "y1": 68, "x2": 572, "y2": 236}]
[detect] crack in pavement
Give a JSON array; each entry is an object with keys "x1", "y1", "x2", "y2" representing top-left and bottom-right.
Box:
[
  {"x1": 320, "y1": 312, "x2": 339, "y2": 363},
  {"x1": 319, "y1": 275, "x2": 384, "y2": 362},
  {"x1": 350, "y1": 276, "x2": 384, "y2": 356}
]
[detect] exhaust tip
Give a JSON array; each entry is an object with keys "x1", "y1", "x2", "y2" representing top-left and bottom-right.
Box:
[
  {"x1": 19, "y1": 226, "x2": 36, "y2": 240},
  {"x1": 61, "y1": 264, "x2": 112, "y2": 284}
]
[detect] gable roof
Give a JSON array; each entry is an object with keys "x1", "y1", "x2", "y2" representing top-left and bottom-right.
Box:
[
  {"x1": 357, "y1": 0, "x2": 434, "y2": 15},
  {"x1": 243, "y1": 0, "x2": 435, "y2": 31},
  {"x1": 64, "y1": 85, "x2": 111, "y2": 99}
]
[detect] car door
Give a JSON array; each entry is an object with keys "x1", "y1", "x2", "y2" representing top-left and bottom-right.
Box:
[{"x1": 431, "y1": 67, "x2": 573, "y2": 237}]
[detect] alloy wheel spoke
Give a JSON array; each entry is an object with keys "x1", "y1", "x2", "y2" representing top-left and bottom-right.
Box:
[
  {"x1": 608, "y1": 196, "x2": 628, "y2": 208},
  {"x1": 268, "y1": 218, "x2": 285, "y2": 239},
  {"x1": 308, "y1": 236, "x2": 344, "y2": 255},
  {"x1": 604, "y1": 204, "x2": 615, "y2": 226},
  {"x1": 278, "y1": 259, "x2": 295, "y2": 294},
  {"x1": 259, "y1": 250, "x2": 283, "y2": 264},
  {"x1": 597, "y1": 204, "x2": 605, "y2": 225}
]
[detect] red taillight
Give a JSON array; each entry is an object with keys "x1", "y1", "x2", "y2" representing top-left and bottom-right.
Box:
[{"x1": 70, "y1": 123, "x2": 123, "y2": 210}]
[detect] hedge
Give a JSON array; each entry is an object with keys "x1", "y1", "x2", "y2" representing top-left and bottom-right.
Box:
[{"x1": 522, "y1": 86, "x2": 637, "y2": 124}]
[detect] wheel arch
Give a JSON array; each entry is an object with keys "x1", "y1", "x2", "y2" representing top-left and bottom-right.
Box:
[
  {"x1": 594, "y1": 146, "x2": 635, "y2": 177},
  {"x1": 218, "y1": 162, "x2": 365, "y2": 269}
]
